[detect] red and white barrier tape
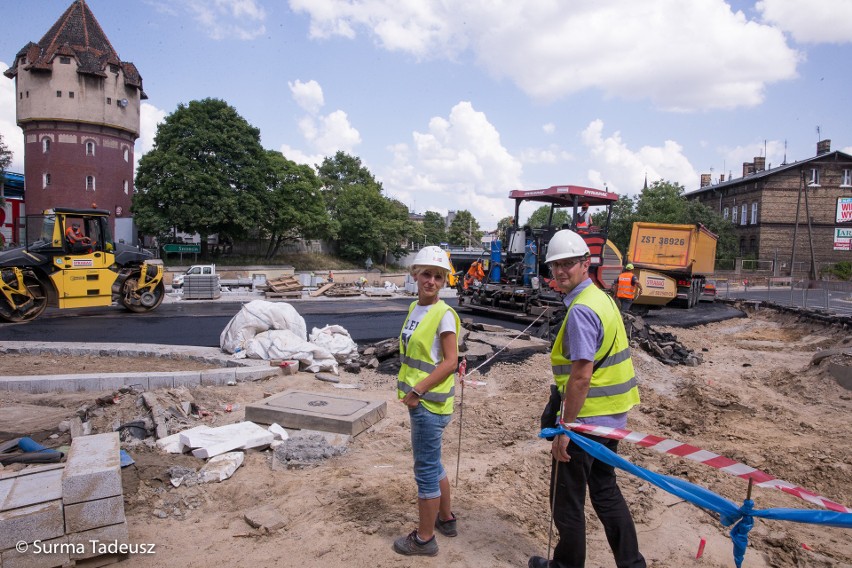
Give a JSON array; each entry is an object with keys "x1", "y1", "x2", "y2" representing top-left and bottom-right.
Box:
[{"x1": 565, "y1": 422, "x2": 852, "y2": 514}]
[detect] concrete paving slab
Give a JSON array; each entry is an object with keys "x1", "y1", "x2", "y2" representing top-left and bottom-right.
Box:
[
  {"x1": 0, "y1": 499, "x2": 65, "y2": 551},
  {"x1": 245, "y1": 390, "x2": 386, "y2": 436},
  {"x1": 0, "y1": 467, "x2": 63, "y2": 511},
  {"x1": 155, "y1": 425, "x2": 213, "y2": 454},
  {"x1": 0, "y1": 534, "x2": 70, "y2": 568},
  {"x1": 62, "y1": 433, "x2": 122, "y2": 506},
  {"x1": 64, "y1": 495, "x2": 125, "y2": 534}
]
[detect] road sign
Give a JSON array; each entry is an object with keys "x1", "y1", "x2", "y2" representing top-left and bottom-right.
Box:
[{"x1": 162, "y1": 243, "x2": 200, "y2": 254}]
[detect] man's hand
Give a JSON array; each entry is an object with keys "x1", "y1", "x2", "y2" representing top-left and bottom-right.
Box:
[
  {"x1": 551, "y1": 433, "x2": 571, "y2": 462},
  {"x1": 401, "y1": 390, "x2": 421, "y2": 409}
]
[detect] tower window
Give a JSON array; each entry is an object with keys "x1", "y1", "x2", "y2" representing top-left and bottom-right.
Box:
[
  {"x1": 86, "y1": 176, "x2": 95, "y2": 191},
  {"x1": 69, "y1": 91, "x2": 74, "y2": 99},
  {"x1": 42, "y1": 138, "x2": 50, "y2": 153},
  {"x1": 43, "y1": 173, "x2": 51, "y2": 188},
  {"x1": 123, "y1": 180, "x2": 129, "y2": 194},
  {"x1": 107, "y1": 97, "x2": 112, "y2": 105},
  {"x1": 19, "y1": 92, "x2": 22, "y2": 100},
  {"x1": 56, "y1": 91, "x2": 62, "y2": 98},
  {"x1": 123, "y1": 148, "x2": 129, "y2": 162},
  {"x1": 85, "y1": 141, "x2": 95, "y2": 156}
]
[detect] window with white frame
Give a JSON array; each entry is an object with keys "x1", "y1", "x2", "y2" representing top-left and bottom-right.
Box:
[
  {"x1": 732, "y1": 205, "x2": 738, "y2": 224},
  {"x1": 86, "y1": 176, "x2": 95, "y2": 191},
  {"x1": 808, "y1": 167, "x2": 820, "y2": 186},
  {"x1": 751, "y1": 202, "x2": 758, "y2": 224},
  {"x1": 842, "y1": 169, "x2": 852, "y2": 187},
  {"x1": 85, "y1": 141, "x2": 95, "y2": 156},
  {"x1": 740, "y1": 204, "x2": 747, "y2": 225}
]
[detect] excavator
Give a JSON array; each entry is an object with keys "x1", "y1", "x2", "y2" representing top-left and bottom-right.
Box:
[
  {"x1": 456, "y1": 184, "x2": 624, "y2": 325},
  {"x1": 0, "y1": 207, "x2": 165, "y2": 322}
]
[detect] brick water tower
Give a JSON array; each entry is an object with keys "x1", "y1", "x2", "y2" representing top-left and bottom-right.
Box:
[{"x1": 3, "y1": 0, "x2": 145, "y2": 239}]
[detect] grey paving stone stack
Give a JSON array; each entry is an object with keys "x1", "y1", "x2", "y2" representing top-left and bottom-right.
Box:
[
  {"x1": 183, "y1": 274, "x2": 221, "y2": 300},
  {"x1": 0, "y1": 432, "x2": 130, "y2": 567}
]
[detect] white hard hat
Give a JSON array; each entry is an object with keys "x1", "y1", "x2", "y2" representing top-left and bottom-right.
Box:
[
  {"x1": 412, "y1": 246, "x2": 452, "y2": 272},
  {"x1": 545, "y1": 229, "x2": 590, "y2": 264}
]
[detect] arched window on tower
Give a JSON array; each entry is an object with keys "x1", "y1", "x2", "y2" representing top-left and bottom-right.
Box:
[
  {"x1": 86, "y1": 141, "x2": 96, "y2": 156},
  {"x1": 42, "y1": 138, "x2": 50, "y2": 153},
  {"x1": 123, "y1": 180, "x2": 129, "y2": 194},
  {"x1": 123, "y1": 148, "x2": 129, "y2": 162},
  {"x1": 86, "y1": 176, "x2": 96, "y2": 191},
  {"x1": 43, "y1": 173, "x2": 51, "y2": 188}
]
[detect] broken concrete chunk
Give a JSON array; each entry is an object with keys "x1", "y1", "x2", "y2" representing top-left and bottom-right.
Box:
[
  {"x1": 267, "y1": 423, "x2": 289, "y2": 441},
  {"x1": 198, "y1": 451, "x2": 244, "y2": 483},
  {"x1": 180, "y1": 422, "x2": 274, "y2": 459},
  {"x1": 156, "y1": 425, "x2": 213, "y2": 454},
  {"x1": 244, "y1": 505, "x2": 287, "y2": 531},
  {"x1": 315, "y1": 372, "x2": 340, "y2": 383}
]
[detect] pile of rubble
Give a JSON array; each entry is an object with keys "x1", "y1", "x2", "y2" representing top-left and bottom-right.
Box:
[{"x1": 626, "y1": 314, "x2": 703, "y2": 366}]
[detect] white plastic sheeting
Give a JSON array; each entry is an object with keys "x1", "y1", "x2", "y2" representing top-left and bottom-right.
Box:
[
  {"x1": 309, "y1": 325, "x2": 359, "y2": 363},
  {"x1": 219, "y1": 300, "x2": 357, "y2": 374}
]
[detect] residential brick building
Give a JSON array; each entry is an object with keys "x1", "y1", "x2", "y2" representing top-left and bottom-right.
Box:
[
  {"x1": 685, "y1": 140, "x2": 852, "y2": 276},
  {"x1": 3, "y1": 0, "x2": 145, "y2": 237}
]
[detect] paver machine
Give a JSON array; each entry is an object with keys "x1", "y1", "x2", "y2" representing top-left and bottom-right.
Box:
[
  {"x1": 0, "y1": 207, "x2": 165, "y2": 322},
  {"x1": 456, "y1": 184, "x2": 624, "y2": 323}
]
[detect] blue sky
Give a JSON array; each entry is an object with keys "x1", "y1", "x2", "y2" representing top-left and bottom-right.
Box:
[{"x1": 2, "y1": 0, "x2": 851, "y2": 230}]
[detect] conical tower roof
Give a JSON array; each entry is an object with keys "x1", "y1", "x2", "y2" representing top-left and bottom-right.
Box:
[{"x1": 4, "y1": 0, "x2": 144, "y2": 96}]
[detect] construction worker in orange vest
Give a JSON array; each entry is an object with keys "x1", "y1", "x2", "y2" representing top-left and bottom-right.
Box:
[
  {"x1": 65, "y1": 222, "x2": 92, "y2": 254},
  {"x1": 463, "y1": 260, "x2": 485, "y2": 290},
  {"x1": 576, "y1": 202, "x2": 592, "y2": 233},
  {"x1": 612, "y1": 264, "x2": 643, "y2": 314}
]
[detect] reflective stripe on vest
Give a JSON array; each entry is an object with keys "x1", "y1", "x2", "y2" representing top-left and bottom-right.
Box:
[
  {"x1": 616, "y1": 272, "x2": 636, "y2": 299},
  {"x1": 397, "y1": 300, "x2": 461, "y2": 415},
  {"x1": 396, "y1": 380, "x2": 455, "y2": 402},
  {"x1": 551, "y1": 284, "x2": 640, "y2": 418}
]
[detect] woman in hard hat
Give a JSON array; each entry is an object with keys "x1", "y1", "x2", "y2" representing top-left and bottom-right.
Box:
[{"x1": 393, "y1": 246, "x2": 461, "y2": 557}]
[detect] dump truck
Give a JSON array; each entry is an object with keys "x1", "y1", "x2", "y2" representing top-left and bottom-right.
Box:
[
  {"x1": 0, "y1": 207, "x2": 164, "y2": 322},
  {"x1": 626, "y1": 222, "x2": 718, "y2": 308}
]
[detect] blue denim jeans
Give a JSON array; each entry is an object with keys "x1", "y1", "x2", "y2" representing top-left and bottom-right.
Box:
[{"x1": 409, "y1": 404, "x2": 452, "y2": 499}]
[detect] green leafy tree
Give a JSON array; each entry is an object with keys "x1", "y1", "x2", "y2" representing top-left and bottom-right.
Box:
[
  {"x1": 605, "y1": 195, "x2": 638, "y2": 257},
  {"x1": 422, "y1": 211, "x2": 447, "y2": 245},
  {"x1": 496, "y1": 216, "x2": 514, "y2": 245},
  {"x1": 447, "y1": 210, "x2": 482, "y2": 247},
  {"x1": 0, "y1": 133, "x2": 11, "y2": 206},
  {"x1": 525, "y1": 205, "x2": 569, "y2": 228},
  {"x1": 133, "y1": 98, "x2": 267, "y2": 257},
  {"x1": 317, "y1": 152, "x2": 414, "y2": 263},
  {"x1": 262, "y1": 150, "x2": 335, "y2": 259}
]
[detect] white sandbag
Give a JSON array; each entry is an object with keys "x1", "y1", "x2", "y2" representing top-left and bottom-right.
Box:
[
  {"x1": 220, "y1": 300, "x2": 307, "y2": 354},
  {"x1": 309, "y1": 325, "x2": 359, "y2": 362},
  {"x1": 248, "y1": 329, "x2": 338, "y2": 373}
]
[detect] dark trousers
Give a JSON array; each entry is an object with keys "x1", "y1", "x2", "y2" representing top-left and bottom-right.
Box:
[{"x1": 549, "y1": 434, "x2": 646, "y2": 568}]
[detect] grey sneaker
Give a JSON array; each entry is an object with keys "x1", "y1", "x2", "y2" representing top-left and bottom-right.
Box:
[
  {"x1": 393, "y1": 530, "x2": 438, "y2": 556},
  {"x1": 435, "y1": 513, "x2": 457, "y2": 537}
]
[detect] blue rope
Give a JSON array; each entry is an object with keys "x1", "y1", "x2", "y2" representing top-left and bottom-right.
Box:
[{"x1": 540, "y1": 425, "x2": 852, "y2": 567}]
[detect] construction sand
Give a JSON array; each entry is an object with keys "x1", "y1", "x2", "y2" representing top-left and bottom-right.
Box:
[{"x1": 1, "y1": 308, "x2": 850, "y2": 567}]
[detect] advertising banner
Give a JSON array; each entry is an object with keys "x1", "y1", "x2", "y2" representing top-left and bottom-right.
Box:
[
  {"x1": 834, "y1": 227, "x2": 852, "y2": 251},
  {"x1": 837, "y1": 197, "x2": 852, "y2": 224}
]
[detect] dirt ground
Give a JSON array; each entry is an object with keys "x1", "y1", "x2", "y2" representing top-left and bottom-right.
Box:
[{"x1": 1, "y1": 308, "x2": 851, "y2": 568}]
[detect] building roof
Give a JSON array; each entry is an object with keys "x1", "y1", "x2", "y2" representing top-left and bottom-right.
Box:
[
  {"x1": 3, "y1": 0, "x2": 146, "y2": 98},
  {"x1": 685, "y1": 150, "x2": 852, "y2": 197}
]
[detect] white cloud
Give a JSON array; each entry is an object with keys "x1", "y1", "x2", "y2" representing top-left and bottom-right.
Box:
[
  {"x1": 580, "y1": 119, "x2": 698, "y2": 195},
  {"x1": 542, "y1": 123, "x2": 555, "y2": 134},
  {"x1": 381, "y1": 101, "x2": 523, "y2": 222},
  {"x1": 289, "y1": 80, "x2": 325, "y2": 114},
  {"x1": 134, "y1": 103, "x2": 168, "y2": 171},
  {"x1": 187, "y1": 0, "x2": 266, "y2": 40},
  {"x1": 279, "y1": 81, "x2": 361, "y2": 166},
  {"x1": 289, "y1": 0, "x2": 801, "y2": 112},
  {"x1": 0, "y1": 63, "x2": 24, "y2": 172},
  {"x1": 757, "y1": 0, "x2": 852, "y2": 44}
]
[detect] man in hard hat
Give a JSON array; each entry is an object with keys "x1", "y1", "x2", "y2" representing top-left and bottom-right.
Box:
[
  {"x1": 394, "y1": 245, "x2": 461, "y2": 557},
  {"x1": 529, "y1": 230, "x2": 645, "y2": 568},
  {"x1": 613, "y1": 264, "x2": 643, "y2": 314}
]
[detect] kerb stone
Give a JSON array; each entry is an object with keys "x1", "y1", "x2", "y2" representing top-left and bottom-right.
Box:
[
  {"x1": 62, "y1": 432, "x2": 122, "y2": 505},
  {"x1": 64, "y1": 495, "x2": 126, "y2": 533},
  {"x1": 0, "y1": 500, "x2": 64, "y2": 551}
]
